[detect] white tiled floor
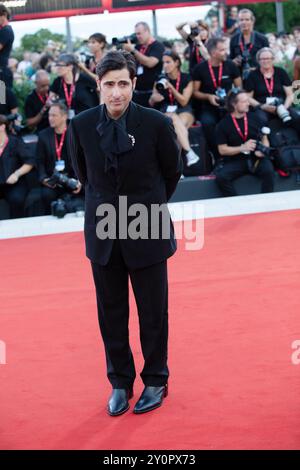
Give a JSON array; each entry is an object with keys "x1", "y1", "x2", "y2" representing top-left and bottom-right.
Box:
[{"x1": 0, "y1": 190, "x2": 299, "y2": 240}]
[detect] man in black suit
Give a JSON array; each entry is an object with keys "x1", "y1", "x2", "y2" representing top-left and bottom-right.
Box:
[{"x1": 68, "y1": 50, "x2": 182, "y2": 416}]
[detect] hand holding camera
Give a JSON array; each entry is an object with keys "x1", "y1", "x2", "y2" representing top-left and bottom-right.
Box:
[
  {"x1": 240, "y1": 139, "x2": 257, "y2": 154},
  {"x1": 207, "y1": 94, "x2": 220, "y2": 107}
]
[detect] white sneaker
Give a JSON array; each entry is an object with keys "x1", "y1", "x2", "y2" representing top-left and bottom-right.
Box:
[{"x1": 186, "y1": 149, "x2": 200, "y2": 167}]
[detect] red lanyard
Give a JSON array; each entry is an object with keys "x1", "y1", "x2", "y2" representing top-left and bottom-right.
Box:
[
  {"x1": 263, "y1": 70, "x2": 274, "y2": 96},
  {"x1": 168, "y1": 73, "x2": 181, "y2": 105},
  {"x1": 208, "y1": 61, "x2": 223, "y2": 90},
  {"x1": 139, "y1": 39, "x2": 154, "y2": 55},
  {"x1": 63, "y1": 80, "x2": 75, "y2": 109},
  {"x1": 54, "y1": 129, "x2": 67, "y2": 161},
  {"x1": 0, "y1": 136, "x2": 9, "y2": 158},
  {"x1": 193, "y1": 44, "x2": 202, "y2": 64},
  {"x1": 36, "y1": 92, "x2": 48, "y2": 105},
  {"x1": 231, "y1": 114, "x2": 248, "y2": 142},
  {"x1": 240, "y1": 39, "x2": 253, "y2": 53}
]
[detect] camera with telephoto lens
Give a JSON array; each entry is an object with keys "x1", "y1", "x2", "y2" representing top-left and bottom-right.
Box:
[
  {"x1": 255, "y1": 126, "x2": 274, "y2": 158},
  {"x1": 156, "y1": 73, "x2": 168, "y2": 93},
  {"x1": 4, "y1": 113, "x2": 27, "y2": 135},
  {"x1": 241, "y1": 49, "x2": 251, "y2": 81},
  {"x1": 112, "y1": 33, "x2": 138, "y2": 47},
  {"x1": 265, "y1": 97, "x2": 292, "y2": 123},
  {"x1": 47, "y1": 172, "x2": 79, "y2": 192},
  {"x1": 190, "y1": 26, "x2": 200, "y2": 38},
  {"x1": 215, "y1": 88, "x2": 227, "y2": 107}
]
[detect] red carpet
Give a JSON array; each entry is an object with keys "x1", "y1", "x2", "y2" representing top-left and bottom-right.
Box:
[{"x1": 0, "y1": 209, "x2": 300, "y2": 450}]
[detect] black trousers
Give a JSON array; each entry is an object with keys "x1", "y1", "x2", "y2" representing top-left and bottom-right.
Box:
[
  {"x1": 91, "y1": 239, "x2": 169, "y2": 389},
  {"x1": 215, "y1": 157, "x2": 275, "y2": 197}
]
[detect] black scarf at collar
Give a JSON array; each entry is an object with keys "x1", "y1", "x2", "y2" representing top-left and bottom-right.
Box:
[{"x1": 97, "y1": 105, "x2": 133, "y2": 174}]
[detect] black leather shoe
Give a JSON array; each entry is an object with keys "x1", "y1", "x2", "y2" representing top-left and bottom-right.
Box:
[
  {"x1": 133, "y1": 385, "x2": 168, "y2": 414},
  {"x1": 107, "y1": 388, "x2": 133, "y2": 416}
]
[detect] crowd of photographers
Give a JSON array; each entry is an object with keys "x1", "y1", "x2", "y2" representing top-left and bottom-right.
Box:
[{"x1": 1, "y1": 3, "x2": 300, "y2": 219}]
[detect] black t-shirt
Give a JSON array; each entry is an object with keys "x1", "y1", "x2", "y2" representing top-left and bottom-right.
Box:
[
  {"x1": 37, "y1": 127, "x2": 74, "y2": 182},
  {"x1": 50, "y1": 73, "x2": 98, "y2": 114},
  {"x1": 24, "y1": 90, "x2": 49, "y2": 132},
  {"x1": 0, "y1": 135, "x2": 35, "y2": 184},
  {"x1": 0, "y1": 87, "x2": 18, "y2": 115},
  {"x1": 244, "y1": 66, "x2": 292, "y2": 104},
  {"x1": 230, "y1": 31, "x2": 269, "y2": 68},
  {"x1": 187, "y1": 36, "x2": 206, "y2": 74},
  {"x1": 135, "y1": 40, "x2": 164, "y2": 91},
  {"x1": 192, "y1": 59, "x2": 240, "y2": 95},
  {"x1": 157, "y1": 72, "x2": 192, "y2": 111},
  {"x1": 0, "y1": 24, "x2": 14, "y2": 68},
  {"x1": 216, "y1": 111, "x2": 263, "y2": 159}
]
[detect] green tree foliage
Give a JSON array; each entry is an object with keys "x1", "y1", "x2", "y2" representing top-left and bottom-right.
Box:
[{"x1": 20, "y1": 28, "x2": 65, "y2": 53}]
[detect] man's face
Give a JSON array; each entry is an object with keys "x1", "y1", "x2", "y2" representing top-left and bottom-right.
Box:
[
  {"x1": 231, "y1": 7, "x2": 238, "y2": 18},
  {"x1": 236, "y1": 93, "x2": 250, "y2": 114},
  {"x1": 97, "y1": 68, "x2": 136, "y2": 118},
  {"x1": 37, "y1": 78, "x2": 50, "y2": 95},
  {"x1": 48, "y1": 106, "x2": 66, "y2": 128},
  {"x1": 238, "y1": 12, "x2": 254, "y2": 32},
  {"x1": 135, "y1": 25, "x2": 150, "y2": 45},
  {"x1": 213, "y1": 42, "x2": 227, "y2": 62},
  {"x1": 211, "y1": 17, "x2": 219, "y2": 29},
  {"x1": 0, "y1": 14, "x2": 6, "y2": 26}
]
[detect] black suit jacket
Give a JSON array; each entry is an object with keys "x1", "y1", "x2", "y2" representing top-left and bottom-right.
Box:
[{"x1": 67, "y1": 102, "x2": 182, "y2": 269}]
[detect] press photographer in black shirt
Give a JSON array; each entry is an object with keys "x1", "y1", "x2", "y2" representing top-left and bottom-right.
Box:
[
  {"x1": 50, "y1": 53, "x2": 99, "y2": 120},
  {"x1": 176, "y1": 20, "x2": 210, "y2": 74},
  {"x1": 25, "y1": 70, "x2": 51, "y2": 133},
  {"x1": 245, "y1": 47, "x2": 296, "y2": 125},
  {"x1": 193, "y1": 36, "x2": 241, "y2": 155},
  {"x1": 0, "y1": 4, "x2": 14, "y2": 88},
  {"x1": 35, "y1": 102, "x2": 82, "y2": 215},
  {"x1": 149, "y1": 51, "x2": 198, "y2": 166},
  {"x1": 215, "y1": 89, "x2": 274, "y2": 197},
  {"x1": 230, "y1": 9, "x2": 268, "y2": 80},
  {"x1": 0, "y1": 115, "x2": 35, "y2": 218},
  {"x1": 123, "y1": 22, "x2": 164, "y2": 108}
]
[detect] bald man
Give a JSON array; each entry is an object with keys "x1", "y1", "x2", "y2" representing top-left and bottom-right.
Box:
[{"x1": 24, "y1": 70, "x2": 51, "y2": 132}]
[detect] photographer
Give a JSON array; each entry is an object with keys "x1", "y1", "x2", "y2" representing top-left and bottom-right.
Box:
[
  {"x1": 0, "y1": 4, "x2": 14, "y2": 88},
  {"x1": 50, "y1": 53, "x2": 99, "y2": 120},
  {"x1": 215, "y1": 90, "x2": 274, "y2": 197},
  {"x1": 149, "y1": 51, "x2": 198, "y2": 166},
  {"x1": 176, "y1": 20, "x2": 210, "y2": 74},
  {"x1": 86, "y1": 33, "x2": 107, "y2": 74},
  {"x1": 122, "y1": 22, "x2": 164, "y2": 108},
  {"x1": 36, "y1": 102, "x2": 82, "y2": 215},
  {"x1": 0, "y1": 115, "x2": 35, "y2": 218},
  {"x1": 245, "y1": 47, "x2": 296, "y2": 125},
  {"x1": 24, "y1": 70, "x2": 51, "y2": 133},
  {"x1": 193, "y1": 36, "x2": 241, "y2": 156},
  {"x1": 230, "y1": 9, "x2": 268, "y2": 80}
]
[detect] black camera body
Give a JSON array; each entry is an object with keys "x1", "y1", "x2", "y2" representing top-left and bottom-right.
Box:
[
  {"x1": 47, "y1": 171, "x2": 79, "y2": 192},
  {"x1": 112, "y1": 33, "x2": 138, "y2": 47},
  {"x1": 190, "y1": 27, "x2": 200, "y2": 38},
  {"x1": 51, "y1": 199, "x2": 68, "y2": 218},
  {"x1": 241, "y1": 49, "x2": 251, "y2": 81},
  {"x1": 215, "y1": 88, "x2": 227, "y2": 107},
  {"x1": 255, "y1": 127, "x2": 274, "y2": 158}
]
